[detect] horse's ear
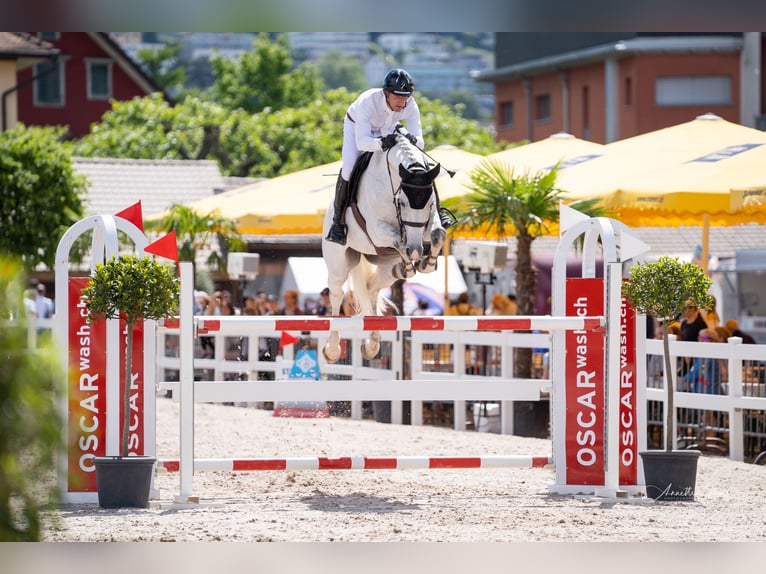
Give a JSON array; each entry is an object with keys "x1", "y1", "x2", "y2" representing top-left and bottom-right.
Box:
[
  {"x1": 427, "y1": 163, "x2": 441, "y2": 180},
  {"x1": 399, "y1": 163, "x2": 412, "y2": 179}
]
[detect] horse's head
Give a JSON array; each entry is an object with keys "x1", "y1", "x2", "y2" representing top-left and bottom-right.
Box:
[{"x1": 385, "y1": 136, "x2": 442, "y2": 265}]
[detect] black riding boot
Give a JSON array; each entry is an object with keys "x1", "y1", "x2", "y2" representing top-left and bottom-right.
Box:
[
  {"x1": 438, "y1": 207, "x2": 456, "y2": 229},
  {"x1": 326, "y1": 174, "x2": 350, "y2": 245}
]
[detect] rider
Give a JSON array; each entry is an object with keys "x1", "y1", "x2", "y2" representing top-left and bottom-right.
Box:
[{"x1": 326, "y1": 68, "x2": 454, "y2": 246}]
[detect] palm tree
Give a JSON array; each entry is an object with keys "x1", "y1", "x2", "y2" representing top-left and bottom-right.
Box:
[
  {"x1": 145, "y1": 203, "x2": 245, "y2": 276},
  {"x1": 442, "y1": 159, "x2": 606, "y2": 378}
]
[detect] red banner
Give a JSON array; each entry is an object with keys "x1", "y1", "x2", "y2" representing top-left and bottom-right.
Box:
[
  {"x1": 67, "y1": 277, "x2": 107, "y2": 492},
  {"x1": 564, "y1": 277, "x2": 605, "y2": 485},
  {"x1": 619, "y1": 283, "x2": 638, "y2": 485},
  {"x1": 120, "y1": 318, "x2": 146, "y2": 456}
]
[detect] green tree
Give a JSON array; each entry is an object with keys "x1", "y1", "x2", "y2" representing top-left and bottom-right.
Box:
[
  {"x1": 82, "y1": 255, "x2": 179, "y2": 456},
  {"x1": 0, "y1": 258, "x2": 63, "y2": 540},
  {"x1": 0, "y1": 125, "x2": 86, "y2": 270},
  {"x1": 136, "y1": 38, "x2": 187, "y2": 93},
  {"x1": 442, "y1": 160, "x2": 606, "y2": 377},
  {"x1": 74, "y1": 93, "x2": 280, "y2": 178},
  {"x1": 316, "y1": 50, "x2": 368, "y2": 91},
  {"x1": 206, "y1": 33, "x2": 322, "y2": 113},
  {"x1": 622, "y1": 257, "x2": 713, "y2": 451},
  {"x1": 145, "y1": 203, "x2": 245, "y2": 276}
]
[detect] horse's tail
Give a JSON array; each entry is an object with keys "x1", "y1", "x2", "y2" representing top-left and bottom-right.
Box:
[{"x1": 349, "y1": 257, "x2": 392, "y2": 316}]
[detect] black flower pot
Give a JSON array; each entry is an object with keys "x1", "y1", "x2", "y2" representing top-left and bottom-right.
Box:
[
  {"x1": 640, "y1": 450, "x2": 700, "y2": 501},
  {"x1": 93, "y1": 455, "x2": 156, "y2": 508}
]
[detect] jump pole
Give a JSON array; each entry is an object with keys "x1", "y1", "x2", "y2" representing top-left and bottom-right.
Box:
[{"x1": 169, "y1": 264, "x2": 603, "y2": 502}]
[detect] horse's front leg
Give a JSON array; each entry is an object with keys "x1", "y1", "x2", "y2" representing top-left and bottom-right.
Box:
[
  {"x1": 323, "y1": 330, "x2": 342, "y2": 363},
  {"x1": 416, "y1": 223, "x2": 447, "y2": 274},
  {"x1": 361, "y1": 330, "x2": 381, "y2": 360}
]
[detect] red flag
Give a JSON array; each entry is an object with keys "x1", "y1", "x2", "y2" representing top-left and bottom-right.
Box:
[
  {"x1": 279, "y1": 331, "x2": 300, "y2": 349},
  {"x1": 145, "y1": 230, "x2": 179, "y2": 262},
  {"x1": 115, "y1": 201, "x2": 144, "y2": 232}
]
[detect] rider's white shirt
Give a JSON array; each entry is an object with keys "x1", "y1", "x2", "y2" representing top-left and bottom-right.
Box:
[{"x1": 346, "y1": 88, "x2": 423, "y2": 152}]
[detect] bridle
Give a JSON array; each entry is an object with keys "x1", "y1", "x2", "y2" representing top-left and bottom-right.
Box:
[{"x1": 384, "y1": 137, "x2": 435, "y2": 242}]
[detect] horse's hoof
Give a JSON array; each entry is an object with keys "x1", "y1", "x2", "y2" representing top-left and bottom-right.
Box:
[
  {"x1": 361, "y1": 341, "x2": 380, "y2": 360},
  {"x1": 323, "y1": 345, "x2": 340, "y2": 364}
]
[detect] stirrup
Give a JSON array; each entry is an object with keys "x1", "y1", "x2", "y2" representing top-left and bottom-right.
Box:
[
  {"x1": 438, "y1": 207, "x2": 457, "y2": 229},
  {"x1": 326, "y1": 222, "x2": 348, "y2": 245}
]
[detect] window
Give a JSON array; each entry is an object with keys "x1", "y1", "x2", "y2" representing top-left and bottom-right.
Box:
[
  {"x1": 535, "y1": 94, "x2": 550, "y2": 121},
  {"x1": 33, "y1": 59, "x2": 64, "y2": 106},
  {"x1": 500, "y1": 101, "x2": 514, "y2": 127},
  {"x1": 582, "y1": 86, "x2": 590, "y2": 127},
  {"x1": 86, "y1": 59, "x2": 112, "y2": 100},
  {"x1": 37, "y1": 32, "x2": 60, "y2": 40},
  {"x1": 656, "y1": 76, "x2": 732, "y2": 106}
]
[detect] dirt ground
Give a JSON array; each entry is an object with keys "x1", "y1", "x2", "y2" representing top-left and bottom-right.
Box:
[{"x1": 38, "y1": 397, "x2": 766, "y2": 544}]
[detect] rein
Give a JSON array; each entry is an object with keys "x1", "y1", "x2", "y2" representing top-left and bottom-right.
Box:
[{"x1": 351, "y1": 135, "x2": 434, "y2": 258}]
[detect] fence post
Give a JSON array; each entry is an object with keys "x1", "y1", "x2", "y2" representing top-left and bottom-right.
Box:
[{"x1": 727, "y1": 336, "x2": 744, "y2": 462}]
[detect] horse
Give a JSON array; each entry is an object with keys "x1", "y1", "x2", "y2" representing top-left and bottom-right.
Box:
[{"x1": 321, "y1": 129, "x2": 445, "y2": 363}]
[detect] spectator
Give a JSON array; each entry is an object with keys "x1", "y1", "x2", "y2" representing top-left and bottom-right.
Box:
[
  {"x1": 23, "y1": 288, "x2": 37, "y2": 319},
  {"x1": 194, "y1": 291, "x2": 210, "y2": 315},
  {"x1": 34, "y1": 282, "x2": 55, "y2": 319},
  {"x1": 265, "y1": 294, "x2": 279, "y2": 315},
  {"x1": 486, "y1": 293, "x2": 517, "y2": 315},
  {"x1": 702, "y1": 295, "x2": 720, "y2": 329},
  {"x1": 679, "y1": 303, "x2": 708, "y2": 377},
  {"x1": 199, "y1": 290, "x2": 223, "y2": 358},
  {"x1": 714, "y1": 325, "x2": 732, "y2": 342},
  {"x1": 447, "y1": 292, "x2": 480, "y2": 316},
  {"x1": 724, "y1": 319, "x2": 757, "y2": 344},
  {"x1": 315, "y1": 287, "x2": 331, "y2": 316},
  {"x1": 280, "y1": 289, "x2": 304, "y2": 315},
  {"x1": 683, "y1": 328, "x2": 726, "y2": 394},
  {"x1": 242, "y1": 295, "x2": 258, "y2": 316}
]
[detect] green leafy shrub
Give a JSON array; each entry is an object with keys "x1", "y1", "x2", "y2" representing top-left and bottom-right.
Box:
[
  {"x1": 622, "y1": 256, "x2": 713, "y2": 451},
  {"x1": 81, "y1": 255, "x2": 179, "y2": 456},
  {"x1": 0, "y1": 257, "x2": 63, "y2": 540}
]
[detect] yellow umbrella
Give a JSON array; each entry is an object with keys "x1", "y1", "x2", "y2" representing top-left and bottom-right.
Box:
[
  {"x1": 555, "y1": 114, "x2": 766, "y2": 272},
  {"x1": 442, "y1": 133, "x2": 606, "y2": 240},
  {"x1": 148, "y1": 159, "x2": 342, "y2": 235},
  {"x1": 152, "y1": 147, "x2": 484, "y2": 236},
  {"x1": 486, "y1": 132, "x2": 606, "y2": 173},
  {"x1": 559, "y1": 114, "x2": 766, "y2": 214}
]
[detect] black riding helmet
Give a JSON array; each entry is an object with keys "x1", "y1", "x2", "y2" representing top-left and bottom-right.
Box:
[{"x1": 383, "y1": 68, "x2": 414, "y2": 96}]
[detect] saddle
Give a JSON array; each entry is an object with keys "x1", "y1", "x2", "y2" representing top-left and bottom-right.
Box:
[{"x1": 345, "y1": 151, "x2": 399, "y2": 258}]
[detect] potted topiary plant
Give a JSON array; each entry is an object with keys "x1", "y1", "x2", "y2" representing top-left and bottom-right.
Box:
[
  {"x1": 622, "y1": 255, "x2": 713, "y2": 501},
  {"x1": 82, "y1": 254, "x2": 179, "y2": 508}
]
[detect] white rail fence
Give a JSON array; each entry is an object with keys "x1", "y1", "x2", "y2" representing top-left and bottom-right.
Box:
[{"x1": 24, "y1": 318, "x2": 766, "y2": 464}]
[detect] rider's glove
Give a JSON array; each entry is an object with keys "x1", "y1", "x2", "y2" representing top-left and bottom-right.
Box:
[
  {"x1": 405, "y1": 133, "x2": 418, "y2": 146},
  {"x1": 380, "y1": 134, "x2": 398, "y2": 151}
]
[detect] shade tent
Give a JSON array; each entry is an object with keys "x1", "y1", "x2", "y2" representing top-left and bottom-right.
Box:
[
  {"x1": 558, "y1": 114, "x2": 766, "y2": 224},
  {"x1": 593, "y1": 143, "x2": 766, "y2": 226},
  {"x1": 485, "y1": 132, "x2": 606, "y2": 174},
  {"x1": 552, "y1": 114, "x2": 766, "y2": 273},
  {"x1": 159, "y1": 147, "x2": 484, "y2": 236}
]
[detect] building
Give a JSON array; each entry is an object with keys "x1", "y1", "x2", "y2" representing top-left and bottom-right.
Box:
[
  {"x1": 15, "y1": 32, "x2": 165, "y2": 138},
  {"x1": 479, "y1": 33, "x2": 762, "y2": 144},
  {"x1": 0, "y1": 32, "x2": 58, "y2": 132},
  {"x1": 286, "y1": 32, "x2": 370, "y2": 63}
]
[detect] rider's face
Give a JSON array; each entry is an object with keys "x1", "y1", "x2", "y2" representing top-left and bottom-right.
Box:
[{"x1": 385, "y1": 91, "x2": 410, "y2": 112}]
